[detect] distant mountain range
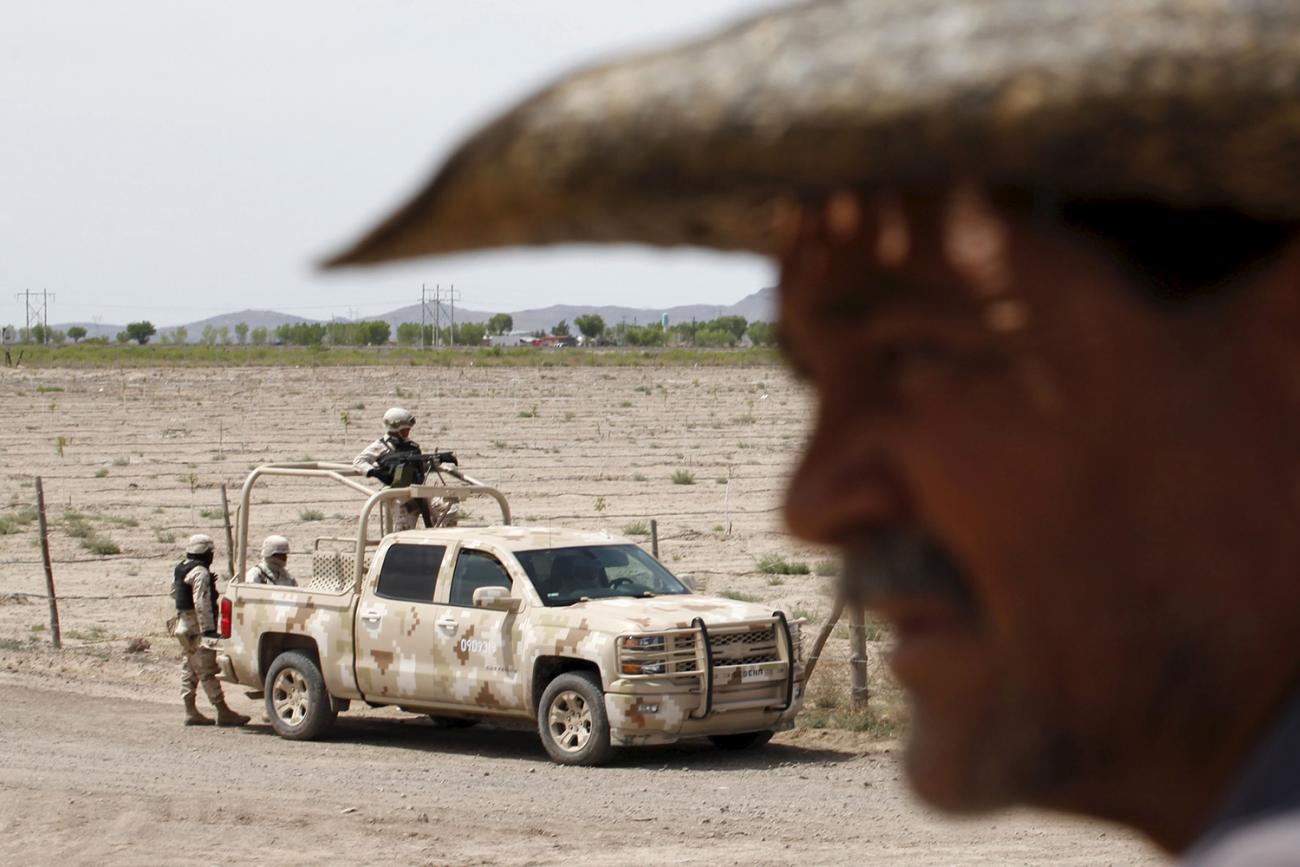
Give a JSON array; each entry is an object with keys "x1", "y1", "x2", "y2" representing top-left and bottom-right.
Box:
[{"x1": 51, "y1": 288, "x2": 776, "y2": 343}]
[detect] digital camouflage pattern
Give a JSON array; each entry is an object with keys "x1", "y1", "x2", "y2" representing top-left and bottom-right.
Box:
[{"x1": 219, "y1": 526, "x2": 805, "y2": 745}]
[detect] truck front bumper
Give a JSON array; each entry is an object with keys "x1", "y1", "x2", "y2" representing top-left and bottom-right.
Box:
[{"x1": 605, "y1": 677, "x2": 803, "y2": 747}]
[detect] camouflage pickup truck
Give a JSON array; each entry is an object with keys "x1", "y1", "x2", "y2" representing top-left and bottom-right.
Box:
[{"x1": 215, "y1": 462, "x2": 806, "y2": 765}]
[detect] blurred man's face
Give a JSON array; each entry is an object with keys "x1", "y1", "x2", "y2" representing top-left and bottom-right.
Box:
[{"x1": 779, "y1": 187, "x2": 1300, "y2": 839}]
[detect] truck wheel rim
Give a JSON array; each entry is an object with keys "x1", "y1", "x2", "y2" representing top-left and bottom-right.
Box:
[
  {"x1": 547, "y1": 690, "x2": 592, "y2": 753},
  {"x1": 272, "y1": 668, "x2": 309, "y2": 727}
]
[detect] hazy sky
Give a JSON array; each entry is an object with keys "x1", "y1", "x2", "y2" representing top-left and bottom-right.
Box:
[{"x1": 1, "y1": 1, "x2": 779, "y2": 327}]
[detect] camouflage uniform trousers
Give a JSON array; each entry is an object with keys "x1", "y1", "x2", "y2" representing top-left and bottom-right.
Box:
[{"x1": 171, "y1": 611, "x2": 224, "y2": 704}]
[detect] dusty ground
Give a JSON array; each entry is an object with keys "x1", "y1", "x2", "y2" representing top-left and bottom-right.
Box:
[{"x1": 0, "y1": 364, "x2": 1164, "y2": 865}]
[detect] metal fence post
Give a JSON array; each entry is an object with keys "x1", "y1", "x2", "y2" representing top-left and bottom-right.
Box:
[{"x1": 35, "y1": 476, "x2": 61, "y2": 649}]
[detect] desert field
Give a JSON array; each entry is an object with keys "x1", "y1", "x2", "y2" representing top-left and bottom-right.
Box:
[{"x1": 0, "y1": 363, "x2": 1163, "y2": 865}]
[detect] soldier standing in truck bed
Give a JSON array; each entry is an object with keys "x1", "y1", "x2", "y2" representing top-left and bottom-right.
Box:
[
  {"x1": 352, "y1": 406, "x2": 425, "y2": 531},
  {"x1": 244, "y1": 534, "x2": 295, "y2": 586},
  {"x1": 169, "y1": 534, "x2": 249, "y2": 727}
]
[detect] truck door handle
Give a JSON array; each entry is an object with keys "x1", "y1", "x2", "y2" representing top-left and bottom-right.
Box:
[
  {"x1": 436, "y1": 616, "x2": 458, "y2": 631},
  {"x1": 359, "y1": 609, "x2": 383, "y2": 625}
]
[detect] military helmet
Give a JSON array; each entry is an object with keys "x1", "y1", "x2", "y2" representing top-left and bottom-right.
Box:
[
  {"x1": 383, "y1": 406, "x2": 416, "y2": 432},
  {"x1": 261, "y1": 534, "x2": 291, "y2": 559},
  {"x1": 185, "y1": 533, "x2": 215, "y2": 555}
]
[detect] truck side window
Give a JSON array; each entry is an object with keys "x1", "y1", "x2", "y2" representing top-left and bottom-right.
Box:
[
  {"x1": 449, "y1": 550, "x2": 513, "y2": 607},
  {"x1": 375, "y1": 544, "x2": 447, "y2": 603}
]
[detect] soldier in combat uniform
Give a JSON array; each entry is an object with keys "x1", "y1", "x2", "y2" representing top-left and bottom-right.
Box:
[
  {"x1": 352, "y1": 406, "x2": 457, "y2": 530},
  {"x1": 170, "y1": 534, "x2": 249, "y2": 727},
  {"x1": 245, "y1": 534, "x2": 295, "y2": 586}
]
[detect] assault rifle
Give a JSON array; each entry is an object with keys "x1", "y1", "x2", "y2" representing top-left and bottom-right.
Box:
[{"x1": 371, "y1": 450, "x2": 459, "y2": 528}]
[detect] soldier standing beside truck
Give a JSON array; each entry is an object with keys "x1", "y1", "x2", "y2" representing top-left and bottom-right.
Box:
[{"x1": 169, "y1": 534, "x2": 249, "y2": 727}]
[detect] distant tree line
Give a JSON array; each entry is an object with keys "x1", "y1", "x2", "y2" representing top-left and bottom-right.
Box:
[{"x1": 2, "y1": 312, "x2": 777, "y2": 350}]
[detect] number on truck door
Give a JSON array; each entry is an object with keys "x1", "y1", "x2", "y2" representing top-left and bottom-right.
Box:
[{"x1": 435, "y1": 548, "x2": 525, "y2": 711}]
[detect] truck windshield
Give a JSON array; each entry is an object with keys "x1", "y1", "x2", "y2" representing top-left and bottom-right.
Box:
[{"x1": 514, "y1": 545, "x2": 690, "y2": 608}]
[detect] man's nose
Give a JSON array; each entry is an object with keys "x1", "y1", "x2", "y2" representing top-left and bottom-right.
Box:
[{"x1": 783, "y1": 408, "x2": 910, "y2": 546}]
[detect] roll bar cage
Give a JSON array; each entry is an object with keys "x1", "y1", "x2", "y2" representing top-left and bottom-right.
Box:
[{"x1": 235, "y1": 461, "x2": 511, "y2": 585}]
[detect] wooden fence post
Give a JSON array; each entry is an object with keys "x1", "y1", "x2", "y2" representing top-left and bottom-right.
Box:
[
  {"x1": 848, "y1": 604, "x2": 870, "y2": 707},
  {"x1": 650, "y1": 519, "x2": 659, "y2": 559},
  {"x1": 799, "y1": 596, "x2": 845, "y2": 686},
  {"x1": 34, "y1": 477, "x2": 61, "y2": 649},
  {"x1": 220, "y1": 483, "x2": 236, "y2": 579}
]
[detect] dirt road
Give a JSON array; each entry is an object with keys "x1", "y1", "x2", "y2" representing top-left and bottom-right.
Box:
[{"x1": 0, "y1": 674, "x2": 1160, "y2": 866}]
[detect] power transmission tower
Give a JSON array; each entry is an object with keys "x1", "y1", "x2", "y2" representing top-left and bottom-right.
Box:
[
  {"x1": 14, "y1": 289, "x2": 54, "y2": 344},
  {"x1": 419, "y1": 284, "x2": 461, "y2": 348}
]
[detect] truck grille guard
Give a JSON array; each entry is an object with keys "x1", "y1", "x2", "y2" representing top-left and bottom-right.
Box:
[{"x1": 619, "y1": 613, "x2": 799, "y2": 720}]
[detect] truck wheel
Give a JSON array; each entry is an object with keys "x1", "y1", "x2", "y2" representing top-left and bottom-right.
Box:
[
  {"x1": 265, "y1": 651, "x2": 337, "y2": 741},
  {"x1": 537, "y1": 671, "x2": 612, "y2": 766},
  {"x1": 708, "y1": 730, "x2": 774, "y2": 751},
  {"x1": 428, "y1": 715, "x2": 478, "y2": 729}
]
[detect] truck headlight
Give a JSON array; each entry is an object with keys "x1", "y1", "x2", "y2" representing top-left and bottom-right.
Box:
[
  {"x1": 621, "y1": 635, "x2": 665, "y2": 650},
  {"x1": 619, "y1": 634, "x2": 668, "y2": 675}
]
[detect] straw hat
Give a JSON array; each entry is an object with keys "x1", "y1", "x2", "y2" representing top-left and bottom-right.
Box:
[{"x1": 328, "y1": 0, "x2": 1300, "y2": 266}]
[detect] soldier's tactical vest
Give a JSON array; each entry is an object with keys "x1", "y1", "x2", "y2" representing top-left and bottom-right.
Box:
[
  {"x1": 173, "y1": 558, "x2": 219, "y2": 620},
  {"x1": 385, "y1": 435, "x2": 425, "y2": 487}
]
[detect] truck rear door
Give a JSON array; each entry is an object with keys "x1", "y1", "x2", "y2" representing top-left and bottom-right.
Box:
[{"x1": 353, "y1": 540, "x2": 450, "y2": 701}]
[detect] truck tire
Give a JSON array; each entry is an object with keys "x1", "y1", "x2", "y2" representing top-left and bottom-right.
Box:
[
  {"x1": 537, "y1": 671, "x2": 613, "y2": 766},
  {"x1": 708, "y1": 730, "x2": 775, "y2": 751},
  {"x1": 265, "y1": 650, "x2": 337, "y2": 741}
]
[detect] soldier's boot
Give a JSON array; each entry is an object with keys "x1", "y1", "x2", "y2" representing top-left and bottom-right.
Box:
[
  {"x1": 213, "y1": 698, "x2": 251, "y2": 727},
  {"x1": 183, "y1": 695, "x2": 214, "y2": 726}
]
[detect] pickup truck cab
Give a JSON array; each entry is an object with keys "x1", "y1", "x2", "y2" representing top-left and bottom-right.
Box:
[{"x1": 216, "y1": 463, "x2": 805, "y2": 765}]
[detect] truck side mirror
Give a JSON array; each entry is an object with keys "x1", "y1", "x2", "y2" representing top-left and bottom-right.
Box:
[{"x1": 473, "y1": 585, "x2": 520, "y2": 612}]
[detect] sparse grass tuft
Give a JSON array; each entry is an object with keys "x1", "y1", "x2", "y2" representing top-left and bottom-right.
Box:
[
  {"x1": 492, "y1": 440, "x2": 508, "y2": 449},
  {"x1": 36, "y1": 385, "x2": 64, "y2": 393},
  {"x1": 155, "y1": 530, "x2": 176, "y2": 544},
  {"x1": 799, "y1": 662, "x2": 908, "y2": 737},
  {"x1": 813, "y1": 559, "x2": 840, "y2": 577},
  {"x1": 767, "y1": 575, "x2": 785, "y2": 586},
  {"x1": 517, "y1": 404, "x2": 540, "y2": 418},
  {"x1": 199, "y1": 508, "x2": 223, "y2": 520},
  {"x1": 670, "y1": 469, "x2": 696, "y2": 486},
  {"x1": 621, "y1": 521, "x2": 649, "y2": 536},
  {"x1": 63, "y1": 512, "x2": 93, "y2": 538},
  {"x1": 94, "y1": 467, "x2": 109, "y2": 478},
  {"x1": 756, "y1": 554, "x2": 811, "y2": 575},
  {"x1": 631, "y1": 472, "x2": 647, "y2": 482},
  {"x1": 83, "y1": 535, "x2": 121, "y2": 555},
  {"x1": 299, "y1": 509, "x2": 325, "y2": 522},
  {"x1": 618, "y1": 400, "x2": 633, "y2": 408},
  {"x1": 0, "y1": 508, "x2": 38, "y2": 534},
  {"x1": 719, "y1": 590, "x2": 762, "y2": 603}
]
